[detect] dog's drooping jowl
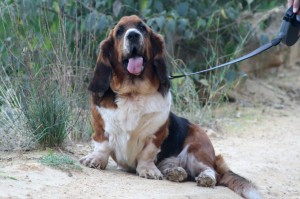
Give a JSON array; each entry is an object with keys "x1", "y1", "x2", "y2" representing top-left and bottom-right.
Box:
[{"x1": 80, "y1": 15, "x2": 262, "y2": 199}]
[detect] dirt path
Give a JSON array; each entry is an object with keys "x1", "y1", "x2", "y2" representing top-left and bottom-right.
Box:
[
  {"x1": 1, "y1": 66, "x2": 300, "y2": 199},
  {"x1": 213, "y1": 104, "x2": 300, "y2": 199}
]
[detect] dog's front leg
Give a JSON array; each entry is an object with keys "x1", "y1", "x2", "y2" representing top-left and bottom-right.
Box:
[
  {"x1": 136, "y1": 141, "x2": 163, "y2": 180},
  {"x1": 80, "y1": 104, "x2": 112, "y2": 169},
  {"x1": 80, "y1": 140, "x2": 111, "y2": 170}
]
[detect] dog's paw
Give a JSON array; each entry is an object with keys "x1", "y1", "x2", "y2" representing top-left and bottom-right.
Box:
[
  {"x1": 163, "y1": 167, "x2": 188, "y2": 182},
  {"x1": 137, "y1": 166, "x2": 163, "y2": 180},
  {"x1": 79, "y1": 153, "x2": 108, "y2": 170},
  {"x1": 195, "y1": 169, "x2": 216, "y2": 188}
]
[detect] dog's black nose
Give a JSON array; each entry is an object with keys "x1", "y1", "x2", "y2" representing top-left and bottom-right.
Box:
[{"x1": 127, "y1": 31, "x2": 140, "y2": 42}]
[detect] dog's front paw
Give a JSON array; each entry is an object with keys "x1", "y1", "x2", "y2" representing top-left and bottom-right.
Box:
[
  {"x1": 79, "y1": 152, "x2": 108, "y2": 170},
  {"x1": 137, "y1": 166, "x2": 163, "y2": 180}
]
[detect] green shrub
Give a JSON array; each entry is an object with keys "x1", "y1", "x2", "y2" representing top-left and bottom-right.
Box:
[
  {"x1": 22, "y1": 82, "x2": 71, "y2": 147},
  {"x1": 0, "y1": 1, "x2": 92, "y2": 149}
]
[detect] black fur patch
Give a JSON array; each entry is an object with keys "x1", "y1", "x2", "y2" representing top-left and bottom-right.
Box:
[{"x1": 156, "y1": 112, "x2": 190, "y2": 163}]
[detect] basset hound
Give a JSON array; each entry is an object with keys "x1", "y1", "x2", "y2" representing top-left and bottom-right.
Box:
[{"x1": 80, "y1": 15, "x2": 261, "y2": 199}]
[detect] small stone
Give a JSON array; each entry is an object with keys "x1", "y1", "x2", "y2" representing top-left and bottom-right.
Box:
[
  {"x1": 68, "y1": 171, "x2": 73, "y2": 177},
  {"x1": 273, "y1": 104, "x2": 284, "y2": 109}
]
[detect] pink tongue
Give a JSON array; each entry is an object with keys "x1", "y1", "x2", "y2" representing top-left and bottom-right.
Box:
[{"x1": 127, "y1": 57, "x2": 143, "y2": 75}]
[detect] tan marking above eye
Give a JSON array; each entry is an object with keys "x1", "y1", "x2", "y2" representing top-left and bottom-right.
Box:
[
  {"x1": 137, "y1": 22, "x2": 147, "y2": 34},
  {"x1": 116, "y1": 25, "x2": 125, "y2": 38}
]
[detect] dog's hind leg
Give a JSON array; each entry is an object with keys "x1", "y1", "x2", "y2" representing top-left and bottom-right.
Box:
[
  {"x1": 157, "y1": 157, "x2": 188, "y2": 182},
  {"x1": 180, "y1": 124, "x2": 217, "y2": 187},
  {"x1": 178, "y1": 145, "x2": 217, "y2": 187}
]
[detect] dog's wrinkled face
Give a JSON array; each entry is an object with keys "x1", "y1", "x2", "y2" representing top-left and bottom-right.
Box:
[
  {"x1": 88, "y1": 15, "x2": 170, "y2": 97},
  {"x1": 114, "y1": 16, "x2": 151, "y2": 76}
]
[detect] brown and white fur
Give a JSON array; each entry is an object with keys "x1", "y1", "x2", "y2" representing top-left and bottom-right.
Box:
[{"x1": 80, "y1": 15, "x2": 262, "y2": 199}]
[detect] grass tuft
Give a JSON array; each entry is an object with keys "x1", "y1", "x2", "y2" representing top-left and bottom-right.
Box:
[
  {"x1": 39, "y1": 152, "x2": 82, "y2": 172},
  {"x1": 0, "y1": 68, "x2": 35, "y2": 151},
  {"x1": 22, "y1": 82, "x2": 71, "y2": 148},
  {"x1": 0, "y1": 171, "x2": 18, "y2": 180}
]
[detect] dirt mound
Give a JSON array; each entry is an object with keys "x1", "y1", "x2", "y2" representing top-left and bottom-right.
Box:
[{"x1": 230, "y1": 61, "x2": 300, "y2": 108}]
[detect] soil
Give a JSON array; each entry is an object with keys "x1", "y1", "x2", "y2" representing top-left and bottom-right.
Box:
[{"x1": 1, "y1": 63, "x2": 300, "y2": 199}]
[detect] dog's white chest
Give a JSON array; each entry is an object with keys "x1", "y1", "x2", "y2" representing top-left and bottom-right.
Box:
[{"x1": 96, "y1": 91, "x2": 171, "y2": 169}]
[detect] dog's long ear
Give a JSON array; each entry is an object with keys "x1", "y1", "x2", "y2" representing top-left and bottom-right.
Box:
[
  {"x1": 88, "y1": 32, "x2": 114, "y2": 95},
  {"x1": 151, "y1": 31, "x2": 170, "y2": 96}
]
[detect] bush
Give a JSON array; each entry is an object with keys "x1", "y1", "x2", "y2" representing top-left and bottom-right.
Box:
[{"x1": 22, "y1": 82, "x2": 70, "y2": 147}]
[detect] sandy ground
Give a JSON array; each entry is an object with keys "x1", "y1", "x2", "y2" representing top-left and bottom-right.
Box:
[{"x1": 1, "y1": 65, "x2": 300, "y2": 199}]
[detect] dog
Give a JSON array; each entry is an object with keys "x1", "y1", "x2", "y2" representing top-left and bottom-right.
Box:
[{"x1": 80, "y1": 15, "x2": 262, "y2": 199}]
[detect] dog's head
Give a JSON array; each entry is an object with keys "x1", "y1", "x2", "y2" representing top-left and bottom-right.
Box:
[{"x1": 88, "y1": 15, "x2": 170, "y2": 97}]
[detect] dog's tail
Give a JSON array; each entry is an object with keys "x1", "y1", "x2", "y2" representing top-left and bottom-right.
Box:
[{"x1": 215, "y1": 155, "x2": 262, "y2": 199}]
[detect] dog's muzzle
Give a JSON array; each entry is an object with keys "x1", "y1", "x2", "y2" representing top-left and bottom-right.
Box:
[
  {"x1": 123, "y1": 29, "x2": 145, "y2": 75},
  {"x1": 124, "y1": 28, "x2": 144, "y2": 56}
]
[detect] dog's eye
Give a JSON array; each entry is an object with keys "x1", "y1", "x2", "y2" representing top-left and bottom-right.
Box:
[
  {"x1": 137, "y1": 23, "x2": 146, "y2": 33},
  {"x1": 116, "y1": 26, "x2": 124, "y2": 37}
]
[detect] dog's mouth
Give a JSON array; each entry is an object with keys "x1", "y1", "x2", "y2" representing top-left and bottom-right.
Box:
[{"x1": 123, "y1": 49, "x2": 145, "y2": 76}]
